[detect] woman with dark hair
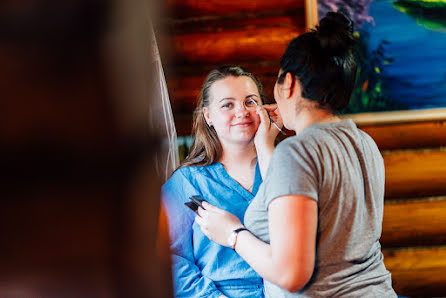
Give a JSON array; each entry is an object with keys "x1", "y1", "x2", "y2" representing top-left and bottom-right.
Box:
[
  {"x1": 196, "y1": 12, "x2": 397, "y2": 297},
  {"x1": 162, "y1": 66, "x2": 281, "y2": 297}
]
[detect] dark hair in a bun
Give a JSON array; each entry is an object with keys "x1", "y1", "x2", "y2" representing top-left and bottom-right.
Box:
[
  {"x1": 317, "y1": 10, "x2": 355, "y2": 56},
  {"x1": 277, "y1": 10, "x2": 357, "y2": 113}
]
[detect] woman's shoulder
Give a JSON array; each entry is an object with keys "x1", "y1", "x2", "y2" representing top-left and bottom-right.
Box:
[
  {"x1": 165, "y1": 164, "x2": 214, "y2": 185},
  {"x1": 269, "y1": 136, "x2": 308, "y2": 168},
  {"x1": 162, "y1": 163, "x2": 219, "y2": 203},
  {"x1": 275, "y1": 131, "x2": 315, "y2": 153},
  {"x1": 176, "y1": 163, "x2": 213, "y2": 174},
  {"x1": 272, "y1": 128, "x2": 328, "y2": 165},
  {"x1": 281, "y1": 120, "x2": 358, "y2": 147}
]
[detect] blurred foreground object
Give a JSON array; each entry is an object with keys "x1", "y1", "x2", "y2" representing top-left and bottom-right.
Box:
[
  {"x1": 148, "y1": 25, "x2": 179, "y2": 181},
  {"x1": 0, "y1": 0, "x2": 172, "y2": 297}
]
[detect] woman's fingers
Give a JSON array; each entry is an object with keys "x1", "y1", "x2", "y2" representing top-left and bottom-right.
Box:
[
  {"x1": 263, "y1": 104, "x2": 283, "y2": 127},
  {"x1": 263, "y1": 104, "x2": 280, "y2": 117},
  {"x1": 202, "y1": 201, "x2": 227, "y2": 214},
  {"x1": 195, "y1": 208, "x2": 209, "y2": 229},
  {"x1": 201, "y1": 201, "x2": 212, "y2": 209},
  {"x1": 197, "y1": 206, "x2": 207, "y2": 217},
  {"x1": 195, "y1": 214, "x2": 204, "y2": 226},
  {"x1": 256, "y1": 106, "x2": 271, "y2": 129},
  {"x1": 263, "y1": 103, "x2": 278, "y2": 112}
]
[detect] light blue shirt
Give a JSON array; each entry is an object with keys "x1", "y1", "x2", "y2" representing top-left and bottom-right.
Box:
[{"x1": 162, "y1": 162, "x2": 264, "y2": 298}]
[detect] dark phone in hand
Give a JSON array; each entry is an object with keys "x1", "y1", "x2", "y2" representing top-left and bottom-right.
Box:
[{"x1": 184, "y1": 195, "x2": 207, "y2": 215}]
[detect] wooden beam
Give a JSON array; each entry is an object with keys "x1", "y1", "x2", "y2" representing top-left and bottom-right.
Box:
[
  {"x1": 360, "y1": 120, "x2": 446, "y2": 150},
  {"x1": 381, "y1": 198, "x2": 446, "y2": 248},
  {"x1": 166, "y1": 13, "x2": 305, "y2": 34},
  {"x1": 345, "y1": 108, "x2": 446, "y2": 126},
  {"x1": 383, "y1": 149, "x2": 446, "y2": 198},
  {"x1": 165, "y1": 60, "x2": 280, "y2": 78},
  {"x1": 383, "y1": 247, "x2": 446, "y2": 296},
  {"x1": 167, "y1": 0, "x2": 305, "y2": 18},
  {"x1": 168, "y1": 26, "x2": 304, "y2": 65}
]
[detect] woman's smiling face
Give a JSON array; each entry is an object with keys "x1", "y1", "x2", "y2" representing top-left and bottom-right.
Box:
[{"x1": 203, "y1": 76, "x2": 261, "y2": 147}]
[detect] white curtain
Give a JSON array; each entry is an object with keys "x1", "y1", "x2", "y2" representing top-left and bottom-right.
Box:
[
  {"x1": 106, "y1": 0, "x2": 179, "y2": 182},
  {"x1": 149, "y1": 25, "x2": 179, "y2": 181}
]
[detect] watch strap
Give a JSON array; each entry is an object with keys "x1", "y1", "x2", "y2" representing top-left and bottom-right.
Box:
[{"x1": 231, "y1": 227, "x2": 248, "y2": 250}]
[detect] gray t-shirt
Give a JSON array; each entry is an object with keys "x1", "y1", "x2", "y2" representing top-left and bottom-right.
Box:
[{"x1": 244, "y1": 120, "x2": 396, "y2": 297}]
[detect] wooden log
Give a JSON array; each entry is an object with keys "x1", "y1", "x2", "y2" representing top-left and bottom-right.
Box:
[
  {"x1": 381, "y1": 198, "x2": 446, "y2": 248},
  {"x1": 169, "y1": 26, "x2": 304, "y2": 65},
  {"x1": 167, "y1": 0, "x2": 305, "y2": 18},
  {"x1": 166, "y1": 76, "x2": 203, "y2": 110},
  {"x1": 165, "y1": 59, "x2": 280, "y2": 78},
  {"x1": 383, "y1": 149, "x2": 446, "y2": 198},
  {"x1": 346, "y1": 108, "x2": 446, "y2": 126},
  {"x1": 165, "y1": 14, "x2": 305, "y2": 35},
  {"x1": 383, "y1": 247, "x2": 446, "y2": 296},
  {"x1": 359, "y1": 120, "x2": 446, "y2": 150}
]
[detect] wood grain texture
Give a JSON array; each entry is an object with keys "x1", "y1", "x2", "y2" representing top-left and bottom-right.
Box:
[
  {"x1": 346, "y1": 108, "x2": 446, "y2": 127},
  {"x1": 383, "y1": 149, "x2": 446, "y2": 198},
  {"x1": 169, "y1": 26, "x2": 304, "y2": 65},
  {"x1": 166, "y1": 13, "x2": 305, "y2": 35},
  {"x1": 381, "y1": 199, "x2": 446, "y2": 248},
  {"x1": 359, "y1": 120, "x2": 446, "y2": 150},
  {"x1": 383, "y1": 247, "x2": 446, "y2": 297},
  {"x1": 167, "y1": 0, "x2": 305, "y2": 18}
]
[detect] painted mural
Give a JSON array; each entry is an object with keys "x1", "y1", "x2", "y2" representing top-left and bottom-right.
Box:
[{"x1": 319, "y1": 0, "x2": 446, "y2": 114}]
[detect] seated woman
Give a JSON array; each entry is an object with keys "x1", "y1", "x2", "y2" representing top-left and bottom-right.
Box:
[
  {"x1": 196, "y1": 11, "x2": 397, "y2": 297},
  {"x1": 162, "y1": 66, "x2": 281, "y2": 297}
]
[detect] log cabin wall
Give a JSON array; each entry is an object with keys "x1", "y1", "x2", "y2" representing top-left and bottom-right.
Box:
[
  {"x1": 163, "y1": 1, "x2": 446, "y2": 296},
  {"x1": 356, "y1": 116, "x2": 446, "y2": 297}
]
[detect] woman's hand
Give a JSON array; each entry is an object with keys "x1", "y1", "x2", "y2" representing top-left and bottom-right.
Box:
[
  {"x1": 254, "y1": 104, "x2": 283, "y2": 177},
  {"x1": 195, "y1": 202, "x2": 243, "y2": 247},
  {"x1": 254, "y1": 104, "x2": 283, "y2": 150}
]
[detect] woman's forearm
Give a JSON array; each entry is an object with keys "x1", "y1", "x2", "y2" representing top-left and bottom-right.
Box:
[
  {"x1": 233, "y1": 196, "x2": 318, "y2": 293},
  {"x1": 233, "y1": 230, "x2": 283, "y2": 287}
]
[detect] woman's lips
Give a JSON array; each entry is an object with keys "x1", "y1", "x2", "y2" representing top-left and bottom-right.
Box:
[{"x1": 233, "y1": 121, "x2": 253, "y2": 127}]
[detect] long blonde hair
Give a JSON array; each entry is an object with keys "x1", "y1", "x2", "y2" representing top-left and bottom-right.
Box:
[{"x1": 181, "y1": 66, "x2": 264, "y2": 168}]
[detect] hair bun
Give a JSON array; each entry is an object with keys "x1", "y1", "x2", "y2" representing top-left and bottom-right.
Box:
[{"x1": 316, "y1": 9, "x2": 355, "y2": 56}]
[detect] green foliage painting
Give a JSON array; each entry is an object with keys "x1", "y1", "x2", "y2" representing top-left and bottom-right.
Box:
[{"x1": 320, "y1": 0, "x2": 446, "y2": 114}]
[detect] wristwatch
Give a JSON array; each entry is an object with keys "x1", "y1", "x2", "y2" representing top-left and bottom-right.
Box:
[{"x1": 227, "y1": 227, "x2": 248, "y2": 250}]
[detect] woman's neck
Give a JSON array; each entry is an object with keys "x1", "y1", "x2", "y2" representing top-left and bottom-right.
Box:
[
  {"x1": 291, "y1": 105, "x2": 341, "y2": 134},
  {"x1": 218, "y1": 142, "x2": 257, "y2": 170},
  {"x1": 218, "y1": 142, "x2": 257, "y2": 192}
]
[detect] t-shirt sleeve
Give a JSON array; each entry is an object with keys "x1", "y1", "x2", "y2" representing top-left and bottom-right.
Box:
[{"x1": 262, "y1": 138, "x2": 320, "y2": 209}]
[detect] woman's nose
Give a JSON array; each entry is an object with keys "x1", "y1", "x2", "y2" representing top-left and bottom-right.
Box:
[{"x1": 235, "y1": 103, "x2": 250, "y2": 117}]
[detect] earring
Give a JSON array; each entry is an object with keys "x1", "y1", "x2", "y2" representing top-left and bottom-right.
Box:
[{"x1": 208, "y1": 121, "x2": 213, "y2": 127}]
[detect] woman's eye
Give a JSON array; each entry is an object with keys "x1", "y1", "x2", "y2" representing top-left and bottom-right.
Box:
[
  {"x1": 246, "y1": 100, "x2": 256, "y2": 106},
  {"x1": 222, "y1": 103, "x2": 232, "y2": 108}
]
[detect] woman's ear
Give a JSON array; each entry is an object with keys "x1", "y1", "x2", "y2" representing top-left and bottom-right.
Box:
[
  {"x1": 284, "y1": 72, "x2": 295, "y2": 99},
  {"x1": 202, "y1": 107, "x2": 212, "y2": 126}
]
